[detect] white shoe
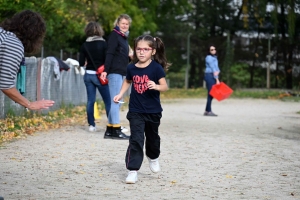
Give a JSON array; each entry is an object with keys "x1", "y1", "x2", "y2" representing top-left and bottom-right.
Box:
[
  {"x1": 147, "y1": 157, "x2": 161, "y2": 173},
  {"x1": 89, "y1": 125, "x2": 96, "y2": 132},
  {"x1": 125, "y1": 171, "x2": 138, "y2": 184},
  {"x1": 121, "y1": 126, "x2": 129, "y2": 133}
]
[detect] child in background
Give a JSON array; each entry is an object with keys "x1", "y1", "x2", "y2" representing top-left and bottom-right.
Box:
[{"x1": 113, "y1": 35, "x2": 170, "y2": 184}]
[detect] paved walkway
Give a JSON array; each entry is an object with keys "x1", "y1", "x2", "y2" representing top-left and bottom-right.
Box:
[{"x1": 0, "y1": 98, "x2": 299, "y2": 200}]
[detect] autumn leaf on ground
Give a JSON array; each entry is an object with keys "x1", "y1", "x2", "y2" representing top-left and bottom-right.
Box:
[{"x1": 226, "y1": 174, "x2": 233, "y2": 178}]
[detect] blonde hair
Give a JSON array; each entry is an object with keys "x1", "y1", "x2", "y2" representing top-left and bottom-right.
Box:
[{"x1": 113, "y1": 14, "x2": 132, "y2": 27}]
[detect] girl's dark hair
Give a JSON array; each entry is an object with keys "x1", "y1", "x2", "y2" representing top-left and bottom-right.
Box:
[
  {"x1": 0, "y1": 10, "x2": 46, "y2": 54},
  {"x1": 207, "y1": 45, "x2": 217, "y2": 56},
  {"x1": 84, "y1": 22, "x2": 104, "y2": 37},
  {"x1": 132, "y1": 34, "x2": 171, "y2": 71}
]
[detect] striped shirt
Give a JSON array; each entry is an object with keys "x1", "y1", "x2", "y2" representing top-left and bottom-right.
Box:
[{"x1": 0, "y1": 27, "x2": 24, "y2": 90}]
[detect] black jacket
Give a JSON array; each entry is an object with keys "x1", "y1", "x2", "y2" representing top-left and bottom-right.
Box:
[
  {"x1": 104, "y1": 31, "x2": 129, "y2": 76},
  {"x1": 79, "y1": 40, "x2": 107, "y2": 71}
]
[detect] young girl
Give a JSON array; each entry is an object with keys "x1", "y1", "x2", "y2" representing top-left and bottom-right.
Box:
[{"x1": 113, "y1": 35, "x2": 170, "y2": 184}]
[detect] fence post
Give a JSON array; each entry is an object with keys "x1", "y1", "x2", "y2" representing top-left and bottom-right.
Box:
[
  {"x1": 41, "y1": 46, "x2": 44, "y2": 58},
  {"x1": 60, "y1": 49, "x2": 63, "y2": 60},
  {"x1": 185, "y1": 33, "x2": 191, "y2": 89},
  {"x1": 36, "y1": 58, "x2": 42, "y2": 114},
  {"x1": 267, "y1": 37, "x2": 271, "y2": 89}
]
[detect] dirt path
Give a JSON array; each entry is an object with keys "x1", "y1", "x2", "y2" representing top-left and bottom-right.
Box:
[{"x1": 0, "y1": 98, "x2": 299, "y2": 200}]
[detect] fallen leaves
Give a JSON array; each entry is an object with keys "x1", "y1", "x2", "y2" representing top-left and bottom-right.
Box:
[
  {"x1": 0, "y1": 106, "x2": 87, "y2": 144},
  {"x1": 226, "y1": 174, "x2": 233, "y2": 179}
]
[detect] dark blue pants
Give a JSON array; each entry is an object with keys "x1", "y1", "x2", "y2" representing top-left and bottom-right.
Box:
[
  {"x1": 125, "y1": 112, "x2": 161, "y2": 171},
  {"x1": 204, "y1": 73, "x2": 216, "y2": 112},
  {"x1": 84, "y1": 73, "x2": 111, "y2": 126}
]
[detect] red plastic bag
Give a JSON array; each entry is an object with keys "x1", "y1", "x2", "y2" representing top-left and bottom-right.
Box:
[
  {"x1": 209, "y1": 82, "x2": 233, "y2": 101},
  {"x1": 96, "y1": 65, "x2": 105, "y2": 74},
  {"x1": 96, "y1": 65, "x2": 108, "y2": 85}
]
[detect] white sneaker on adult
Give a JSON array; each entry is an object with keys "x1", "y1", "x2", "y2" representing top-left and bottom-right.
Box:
[
  {"x1": 147, "y1": 157, "x2": 161, "y2": 173},
  {"x1": 125, "y1": 171, "x2": 138, "y2": 184},
  {"x1": 89, "y1": 125, "x2": 96, "y2": 132},
  {"x1": 121, "y1": 126, "x2": 129, "y2": 133}
]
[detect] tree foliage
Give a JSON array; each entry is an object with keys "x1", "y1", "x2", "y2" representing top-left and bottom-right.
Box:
[{"x1": 0, "y1": 0, "x2": 299, "y2": 89}]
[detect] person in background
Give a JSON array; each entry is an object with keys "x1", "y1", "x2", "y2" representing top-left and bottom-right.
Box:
[
  {"x1": 101, "y1": 14, "x2": 132, "y2": 140},
  {"x1": 79, "y1": 22, "x2": 111, "y2": 132},
  {"x1": 114, "y1": 34, "x2": 170, "y2": 184},
  {"x1": 204, "y1": 45, "x2": 220, "y2": 116},
  {"x1": 0, "y1": 10, "x2": 55, "y2": 200},
  {"x1": 0, "y1": 10, "x2": 54, "y2": 110}
]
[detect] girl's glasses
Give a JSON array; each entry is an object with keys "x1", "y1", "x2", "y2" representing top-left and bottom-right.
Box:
[
  {"x1": 136, "y1": 48, "x2": 152, "y2": 53},
  {"x1": 210, "y1": 49, "x2": 216, "y2": 51}
]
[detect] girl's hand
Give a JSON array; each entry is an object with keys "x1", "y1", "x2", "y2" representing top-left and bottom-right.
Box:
[
  {"x1": 147, "y1": 80, "x2": 157, "y2": 90},
  {"x1": 216, "y1": 79, "x2": 220, "y2": 85},
  {"x1": 113, "y1": 94, "x2": 123, "y2": 103}
]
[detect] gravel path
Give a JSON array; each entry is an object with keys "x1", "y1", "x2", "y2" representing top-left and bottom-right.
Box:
[{"x1": 0, "y1": 98, "x2": 299, "y2": 200}]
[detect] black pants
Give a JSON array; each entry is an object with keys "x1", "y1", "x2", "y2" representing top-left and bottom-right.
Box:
[{"x1": 125, "y1": 112, "x2": 162, "y2": 170}]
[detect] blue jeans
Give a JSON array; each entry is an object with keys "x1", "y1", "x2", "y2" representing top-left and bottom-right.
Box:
[
  {"x1": 204, "y1": 73, "x2": 216, "y2": 112},
  {"x1": 108, "y1": 73, "x2": 125, "y2": 124},
  {"x1": 84, "y1": 73, "x2": 111, "y2": 126}
]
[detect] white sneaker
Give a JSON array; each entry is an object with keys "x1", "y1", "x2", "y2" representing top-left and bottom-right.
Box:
[
  {"x1": 147, "y1": 157, "x2": 161, "y2": 173},
  {"x1": 121, "y1": 126, "x2": 129, "y2": 133},
  {"x1": 89, "y1": 125, "x2": 96, "y2": 132},
  {"x1": 125, "y1": 171, "x2": 138, "y2": 184}
]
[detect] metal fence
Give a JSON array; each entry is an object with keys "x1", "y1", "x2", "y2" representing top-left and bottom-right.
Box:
[{"x1": 0, "y1": 57, "x2": 100, "y2": 119}]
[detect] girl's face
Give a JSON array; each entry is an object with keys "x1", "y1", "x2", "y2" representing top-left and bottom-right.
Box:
[
  {"x1": 118, "y1": 18, "x2": 130, "y2": 33},
  {"x1": 135, "y1": 40, "x2": 156, "y2": 64},
  {"x1": 210, "y1": 46, "x2": 216, "y2": 55}
]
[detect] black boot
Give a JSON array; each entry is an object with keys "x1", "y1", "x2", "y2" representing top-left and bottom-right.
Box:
[
  {"x1": 0, "y1": 196, "x2": 4, "y2": 200},
  {"x1": 111, "y1": 126, "x2": 129, "y2": 140},
  {"x1": 104, "y1": 125, "x2": 113, "y2": 139}
]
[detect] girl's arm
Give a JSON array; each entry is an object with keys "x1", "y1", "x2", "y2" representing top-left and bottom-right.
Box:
[
  {"x1": 113, "y1": 79, "x2": 132, "y2": 102},
  {"x1": 147, "y1": 77, "x2": 168, "y2": 92}
]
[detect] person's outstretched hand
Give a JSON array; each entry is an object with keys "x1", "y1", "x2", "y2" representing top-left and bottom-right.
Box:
[{"x1": 28, "y1": 99, "x2": 55, "y2": 110}]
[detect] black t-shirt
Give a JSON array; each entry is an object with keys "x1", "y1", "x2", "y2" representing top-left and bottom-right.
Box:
[{"x1": 126, "y1": 60, "x2": 166, "y2": 113}]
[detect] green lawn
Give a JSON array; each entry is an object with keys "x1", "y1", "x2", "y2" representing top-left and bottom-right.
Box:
[{"x1": 161, "y1": 88, "x2": 300, "y2": 101}]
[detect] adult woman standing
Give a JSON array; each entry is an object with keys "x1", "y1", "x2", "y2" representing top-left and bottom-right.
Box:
[
  {"x1": 101, "y1": 14, "x2": 132, "y2": 140},
  {"x1": 79, "y1": 22, "x2": 111, "y2": 132},
  {"x1": 204, "y1": 45, "x2": 220, "y2": 116}
]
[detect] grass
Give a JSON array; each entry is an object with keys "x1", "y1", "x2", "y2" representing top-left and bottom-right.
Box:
[
  {"x1": 162, "y1": 88, "x2": 300, "y2": 101},
  {"x1": 0, "y1": 88, "x2": 299, "y2": 144}
]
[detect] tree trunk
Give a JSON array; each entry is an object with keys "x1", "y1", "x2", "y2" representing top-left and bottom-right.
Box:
[
  {"x1": 279, "y1": 1, "x2": 293, "y2": 89},
  {"x1": 275, "y1": 45, "x2": 279, "y2": 88}
]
